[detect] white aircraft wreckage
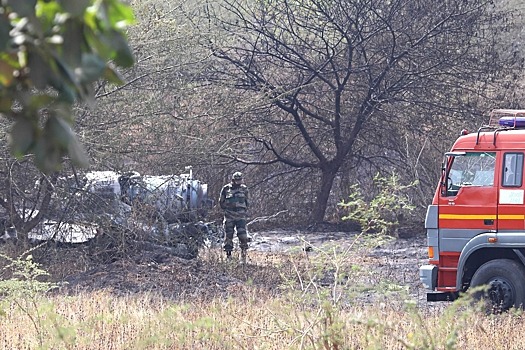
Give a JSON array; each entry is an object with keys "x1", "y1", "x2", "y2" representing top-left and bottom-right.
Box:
[{"x1": 12, "y1": 167, "x2": 218, "y2": 259}]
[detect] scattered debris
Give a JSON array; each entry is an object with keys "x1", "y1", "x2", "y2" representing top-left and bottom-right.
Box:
[{"x1": 5, "y1": 167, "x2": 219, "y2": 260}]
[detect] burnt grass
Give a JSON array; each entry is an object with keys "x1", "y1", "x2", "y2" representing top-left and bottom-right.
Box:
[{"x1": 0, "y1": 222, "x2": 430, "y2": 306}]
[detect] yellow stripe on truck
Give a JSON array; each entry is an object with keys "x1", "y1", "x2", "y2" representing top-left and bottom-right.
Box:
[
  {"x1": 498, "y1": 215, "x2": 525, "y2": 219},
  {"x1": 439, "y1": 214, "x2": 525, "y2": 220}
]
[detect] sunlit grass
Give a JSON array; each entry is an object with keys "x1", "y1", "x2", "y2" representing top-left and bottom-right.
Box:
[
  {"x1": 2, "y1": 289, "x2": 525, "y2": 349},
  {"x1": 1, "y1": 241, "x2": 524, "y2": 349}
]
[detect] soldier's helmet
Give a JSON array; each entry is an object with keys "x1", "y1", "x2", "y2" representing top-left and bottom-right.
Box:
[{"x1": 232, "y1": 172, "x2": 243, "y2": 180}]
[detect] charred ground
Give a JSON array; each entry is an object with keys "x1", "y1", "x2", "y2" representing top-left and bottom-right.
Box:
[{"x1": 0, "y1": 222, "x2": 430, "y2": 307}]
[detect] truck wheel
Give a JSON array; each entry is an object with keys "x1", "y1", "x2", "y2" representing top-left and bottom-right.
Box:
[{"x1": 470, "y1": 259, "x2": 525, "y2": 312}]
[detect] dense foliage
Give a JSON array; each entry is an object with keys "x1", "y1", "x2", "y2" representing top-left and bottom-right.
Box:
[
  {"x1": 1, "y1": 0, "x2": 525, "y2": 231},
  {"x1": 0, "y1": 0, "x2": 134, "y2": 172}
]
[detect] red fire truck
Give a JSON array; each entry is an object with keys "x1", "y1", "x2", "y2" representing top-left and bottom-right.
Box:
[{"x1": 420, "y1": 109, "x2": 525, "y2": 310}]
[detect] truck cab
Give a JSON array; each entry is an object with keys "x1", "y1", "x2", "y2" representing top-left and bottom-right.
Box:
[{"x1": 420, "y1": 109, "x2": 525, "y2": 311}]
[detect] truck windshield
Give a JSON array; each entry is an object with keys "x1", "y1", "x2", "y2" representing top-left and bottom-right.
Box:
[{"x1": 447, "y1": 152, "x2": 496, "y2": 194}]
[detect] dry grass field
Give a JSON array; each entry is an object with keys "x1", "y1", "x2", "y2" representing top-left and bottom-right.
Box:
[{"x1": 0, "y1": 230, "x2": 524, "y2": 349}]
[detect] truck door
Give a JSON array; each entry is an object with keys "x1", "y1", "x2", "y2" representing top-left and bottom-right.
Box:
[
  {"x1": 437, "y1": 151, "x2": 498, "y2": 288},
  {"x1": 498, "y1": 152, "x2": 525, "y2": 231},
  {"x1": 441, "y1": 151, "x2": 498, "y2": 233}
]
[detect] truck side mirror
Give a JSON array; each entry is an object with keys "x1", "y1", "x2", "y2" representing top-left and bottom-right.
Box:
[{"x1": 440, "y1": 161, "x2": 448, "y2": 196}]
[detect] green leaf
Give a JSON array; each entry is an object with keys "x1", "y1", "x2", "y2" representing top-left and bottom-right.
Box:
[
  {"x1": 6, "y1": 0, "x2": 37, "y2": 17},
  {"x1": 41, "y1": 111, "x2": 89, "y2": 169},
  {"x1": 10, "y1": 118, "x2": 35, "y2": 157},
  {"x1": 34, "y1": 136, "x2": 62, "y2": 173},
  {"x1": 105, "y1": 0, "x2": 135, "y2": 28},
  {"x1": 0, "y1": 15, "x2": 10, "y2": 52},
  {"x1": 35, "y1": 0, "x2": 62, "y2": 24},
  {"x1": 108, "y1": 30, "x2": 134, "y2": 67},
  {"x1": 28, "y1": 94, "x2": 56, "y2": 110},
  {"x1": 61, "y1": 19, "x2": 83, "y2": 67},
  {"x1": 67, "y1": 137, "x2": 89, "y2": 168},
  {"x1": 0, "y1": 52, "x2": 20, "y2": 68},
  {"x1": 103, "y1": 65, "x2": 124, "y2": 85},
  {"x1": 3, "y1": 0, "x2": 134, "y2": 173},
  {"x1": 0, "y1": 97, "x2": 11, "y2": 113},
  {"x1": 52, "y1": 101, "x2": 74, "y2": 123},
  {"x1": 0, "y1": 53, "x2": 19, "y2": 88},
  {"x1": 83, "y1": 26, "x2": 113, "y2": 61},
  {"x1": 0, "y1": 60, "x2": 15, "y2": 87},
  {"x1": 78, "y1": 53, "x2": 106, "y2": 83},
  {"x1": 28, "y1": 52, "x2": 53, "y2": 89},
  {"x1": 45, "y1": 115, "x2": 74, "y2": 148},
  {"x1": 55, "y1": 82, "x2": 77, "y2": 104},
  {"x1": 58, "y1": 0, "x2": 91, "y2": 17},
  {"x1": 51, "y1": 55, "x2": 80, "y2": 101}
]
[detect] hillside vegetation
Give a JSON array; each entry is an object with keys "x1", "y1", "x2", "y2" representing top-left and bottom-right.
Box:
[{"x1": 2, "y1": 0, "x2": 525, "y2": 228}]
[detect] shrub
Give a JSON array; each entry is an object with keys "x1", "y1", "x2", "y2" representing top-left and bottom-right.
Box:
[{"x1": 339, "y1": 172, "x2": 417, "y2": 236}]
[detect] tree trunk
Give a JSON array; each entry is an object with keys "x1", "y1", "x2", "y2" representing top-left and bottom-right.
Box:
[
  {"x1": 311, "y1": 168, "x2": 338, "y2": 223},
  {"x1": 1, "y1": 172, "x2": 58, "y2": 238}
]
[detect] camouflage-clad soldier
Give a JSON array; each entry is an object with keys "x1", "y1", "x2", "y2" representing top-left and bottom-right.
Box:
[{"x1": 219, "y1": 172, "x2": 249, "y2": 261}]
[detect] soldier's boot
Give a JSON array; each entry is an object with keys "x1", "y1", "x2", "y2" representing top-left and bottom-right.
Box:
[
  {"x1": 223, "y1": 241, "x2": 234, "y2": 260},
  {"x1": 240, "y1": 249, "x2": 247, "y2": 264}
]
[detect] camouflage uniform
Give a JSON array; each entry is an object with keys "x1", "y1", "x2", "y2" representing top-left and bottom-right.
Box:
[{"x1": 219, "y1": 172, "x2": 249, "y2": 257}]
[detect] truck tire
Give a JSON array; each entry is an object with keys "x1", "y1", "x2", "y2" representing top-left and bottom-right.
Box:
[{"x1": 470, "y1": 259, "x2": 525, "y2": 312}]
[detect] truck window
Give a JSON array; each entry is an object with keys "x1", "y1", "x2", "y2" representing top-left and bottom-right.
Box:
[
  {"x1": 447, "y1": 152, "x2": 496, "y2": 194},
  {"x1": 503, "y1": 153, "x2": 524, "y2": 187}
]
